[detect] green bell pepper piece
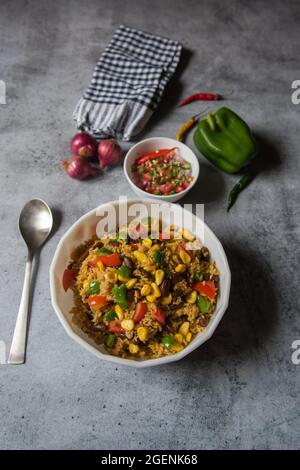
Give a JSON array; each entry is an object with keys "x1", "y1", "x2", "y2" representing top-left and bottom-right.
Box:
[
  {"x1": 194, "y1": 272, "x2": 204, "y2": 282},
  {"x1": 153, "y1": 251, "x2": 163, "y2": 265},
  {"x1": 104, "y1": 310, "x2": 117, "y2": 323},
  {"x1": 87, "y1": 280, "x2": 100, "y2": 295},
  {"x1": 117, "y1": 265, "x2": 131, "y2": 279},
  {"x1": 194, "y1": 107, "x2": 257, "y2": 173},
  {"x1": 162, "y1": 335, "x2": 175, "y2": 349},
  {"x1": 105, "y1": 334, "x2": 116, "y2": 348},
  {"x1": 96, "y1": 247, "x2": 112, "y2": 255},
  {"x1": 197, "y1": 295, "x2": 210, "y2": 314},
  {"x1": 112, "y1": 284, "x2": 127, "y2": 309}
]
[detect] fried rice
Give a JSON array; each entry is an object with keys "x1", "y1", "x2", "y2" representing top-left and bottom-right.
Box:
[{"x1": 66, "y1": 220, "x2": 220, "y2": 360}]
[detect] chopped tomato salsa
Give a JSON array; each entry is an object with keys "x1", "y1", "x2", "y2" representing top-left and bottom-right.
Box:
[{"x1": 132, "y1": 148, "x2": 193, "y2": 196}]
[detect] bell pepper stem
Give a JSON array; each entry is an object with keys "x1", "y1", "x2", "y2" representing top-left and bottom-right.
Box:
[{"x1": 206, "y1": 113, "x2": 216, "y2": 131}]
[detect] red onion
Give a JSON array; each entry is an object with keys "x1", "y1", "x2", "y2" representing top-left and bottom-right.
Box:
[
  {"x1": 70, "y1": 132, "x2": 97, "y2": 158},
  {"x1": 98, "y1": 139, "x2": 123, "y2": 169},
  {"x1": 63, "y1": 156, "x2": 97, "y2": 180}
]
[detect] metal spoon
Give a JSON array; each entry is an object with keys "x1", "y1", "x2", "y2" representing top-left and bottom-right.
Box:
[{"x1": 8, "y1": 199, "x2": 53, "y2": 364}]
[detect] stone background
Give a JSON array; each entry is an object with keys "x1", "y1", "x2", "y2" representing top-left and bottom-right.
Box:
[{"x1": 0, "y1": 0, "x2": 299, "y2": 450}]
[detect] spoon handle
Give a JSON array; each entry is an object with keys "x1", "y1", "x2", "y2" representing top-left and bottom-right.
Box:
[{"x1": 8, "y1": 252, "x2": 33, "y2": 364}]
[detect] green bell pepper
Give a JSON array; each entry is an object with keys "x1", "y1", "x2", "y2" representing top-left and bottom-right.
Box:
[{"x1": 194, "y1": 107, "x2": 257, "y2": 173}]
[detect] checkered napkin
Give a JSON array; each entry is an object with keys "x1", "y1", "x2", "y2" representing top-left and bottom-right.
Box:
[{"x1": 73, "y1": 25, "x2": 182, "y2": 141}]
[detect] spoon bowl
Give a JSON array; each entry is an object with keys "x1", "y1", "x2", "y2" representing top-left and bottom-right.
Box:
[{"x1": 19, "y1": 199, "x2": 53, "y2": 253}]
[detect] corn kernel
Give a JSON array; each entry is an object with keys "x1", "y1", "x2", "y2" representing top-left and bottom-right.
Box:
[
  {"x1": 161, "y1": 293, "x2": 172, "y2": 305},
  {"x1": 151, "y1": 244, "x2": 160, "y2": 252},
  {"x1": 141, "y1": 284, "x2": 151, "y2": 296},
  {"x1": 180, "y1": 228, "x2": 195, "y2": 241},
  {"x1": 83, "y1": 280, "x2": 89, "y2": 289},
  {"x1": 168, "y1": 242, "x2": 177, "y2": 252},
  {"x1": 118, "y1": 274, "x2": 128, "y2": 282},
  {"x1": 121, "y1": 319, "x2": 135, "y2": 331},
  {"x1": 186, "y1": 290, "x2": 197, "y2": 304},
  {"x1": 151, "y1": 282, "x2": 161, "y2": 298},
  {"x1": 174, "y1": 333, "x2": 183, "y2": 344},
  {"x1": 97, "y1": 260, "x2": 105, "y2": 271},
  {"x1": 147, "y1": 264, "x2": 156, "y2": 272},
  {"x1": 137, "y1": 326, "x2": 149, "y2": 342},
  {"x1": 155, "y1": 269, "x2": 164, "y2": 286},
  {"x1": 126, "y1": 278, "x2": 137, "y2": 289},
  {"x1": 186, "y1": 332, "x2": 192, "y2": 343},
  {"x1": 179, "y1": 321, "x2": 190, "y2": 336},
  {"x1": 115, "y1": 305, "x2": 124, "y2": 321},
  {"x1": 129, "y1": 343, "x2": 139, "y2": 354},
  {"x1": 172, "y1": 343, "x2": 184, "y2": 353},
  {"x1": 142, "y1": 238, "x2": 152, "y2": 249},
  {"x1": 105, "y1": 271, "x2": 118, "y2": 283},
  {"x1": 175, "y1": 264, "x2": 186, "y2": 273},
  {"x1": 179, "y1": 249, "x2": 191, "y2": 264},
  {"x1": 146, "y1": 294, "x2": 157, "y2": 303},
  {"x1": 134, "y1": 251, "x2": 148, "y2": 264}
]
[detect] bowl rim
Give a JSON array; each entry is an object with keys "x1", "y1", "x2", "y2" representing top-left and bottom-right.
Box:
[
  {"x1": 49, "y1": 199, "x2": 231, "y2": 368},
  {"x1": 123, "y1": 136, "x2": 200, "y2": 200}
]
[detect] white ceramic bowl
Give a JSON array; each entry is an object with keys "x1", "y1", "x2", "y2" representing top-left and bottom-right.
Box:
[
  {"x1": 50, "y1": 199, "x2": 231, "y2": 368},
  {"x1": 124, "y1": 137, "x2": 200, "y2": 203}
]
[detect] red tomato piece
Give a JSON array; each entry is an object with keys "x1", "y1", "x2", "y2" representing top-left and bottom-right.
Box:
[
  {"x1": 88, "y1": 256, "x2": 102, "y2": 268},
  {"x1": 108, "y1": 320, "x2": 125, "y2": 334},
  {"x1": 134, "y1": 302, "x2": 147, "y2": 323},
  {"x1": 62, "y1": 268, "x2": 78, "y2": 291},
  {"x1": 193, "y1": 281, "x2": 216, "y2": 301},
  {"x1": 87, "y1": 295, "x2": 108, "y2": 308},
  {"x1": 143, "y1": 173, "x2": 152, "y2": 182},
  {"x1": 175, "y1": 185, "x2": 183, "y2": 193},
  {"x1": 162, "y1": 182, "x2": 173, "y2": 195},
  {"x1": 152, "y1": 308, "x2": 166, "y2": 325},
  {"x1": 98, "y1": 253, "x2": 121, "y2": 267}
]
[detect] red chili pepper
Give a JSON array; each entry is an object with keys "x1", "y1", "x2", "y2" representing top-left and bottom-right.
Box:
[
  {"x1": 179, "y1": 93, "x2": 221, "y2": 107},
  {"x1": 135, "y1": 147, "x2": 177, "y2": 165}
]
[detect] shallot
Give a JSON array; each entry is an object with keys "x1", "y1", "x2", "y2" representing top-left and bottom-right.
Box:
[
  {"x1": 63, "y1": 155, "x2": 97, "y2": 180},
  {"x1": 98, "y1": 139, "x2": 123, "y2": 169},
  {"x1": 70, "y1": 132, "x2": 97, "y2": 158}
]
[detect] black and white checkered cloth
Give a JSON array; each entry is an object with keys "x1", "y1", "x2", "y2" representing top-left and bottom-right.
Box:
[{"x1": 73, "y1": 25, "x2": 182, "y2": 141}]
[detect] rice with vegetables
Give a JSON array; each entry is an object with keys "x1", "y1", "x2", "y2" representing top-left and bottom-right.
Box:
[{"x1": 64, "y1": 220, "x2": 220, "y2": 359}]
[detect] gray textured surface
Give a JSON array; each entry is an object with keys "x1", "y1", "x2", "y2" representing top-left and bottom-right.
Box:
[{"x1": 0, "y1": 0, "x2": 299, "y2": 450}]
